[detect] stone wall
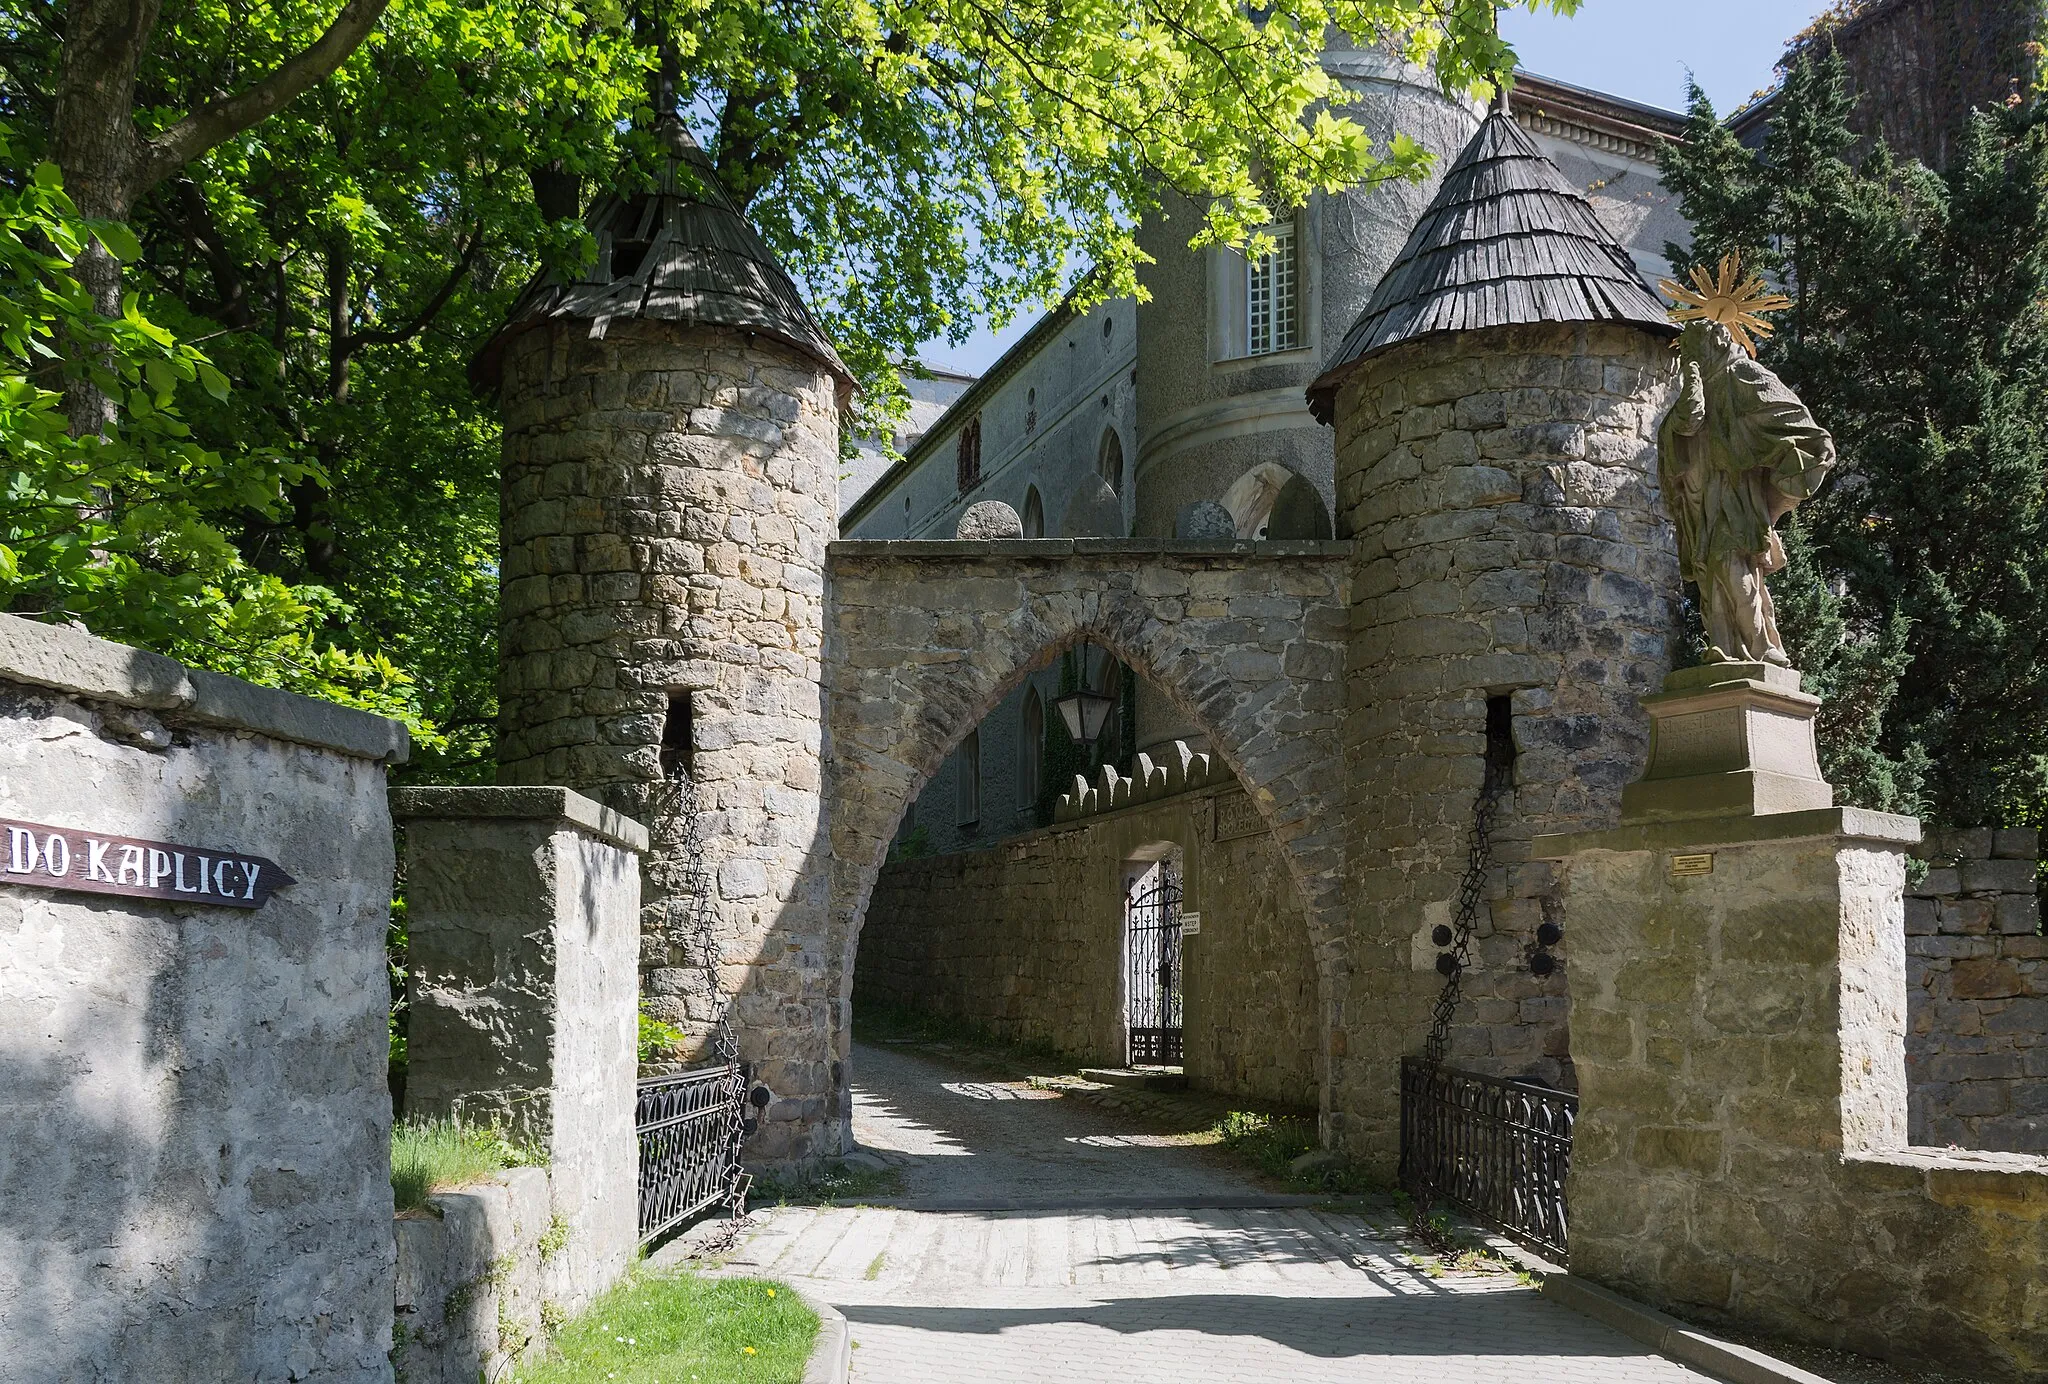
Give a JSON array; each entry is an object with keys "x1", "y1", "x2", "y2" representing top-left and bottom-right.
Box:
[
  {"x1": 1907, "y1": 826, "x2": 2045, "y2": 1151},
  {"x1": 1541, "y1": 808, "x2": 2048, "y2": 1381},
  {"x1": 826, "y1": 540, "x2": 1350, "y2": 1156},
  {"x1": 493, "y1": 317, "x2": 839, "y2": 1163},
  {"x1": 1329, "y1": 322, "x2": 1680, "y2": 1169},
  {"x1": 392, "y1": 786, "x2": 642, "y2": 1310},
  {"x1": 0, "y1": 616, "x2": 408, "y2": 1382},
  {"x1": 858, "y1": 784, "x2": 1321, "y2": 1110},
  {"x1": 392, "y1": 1166, "x2": 561, "y2": 1384}
]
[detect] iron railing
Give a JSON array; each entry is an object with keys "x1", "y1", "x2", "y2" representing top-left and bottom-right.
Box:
[
  {"x1": 1399, "y1": 1057, "x2": 1576, "y2": 1260},
  {"x1": 1126, "y1": 869, "x2": 1184, "y2": 1065},
  {"x1": 636, "y1": 1059, "x2": 747, "y2": 1243}
]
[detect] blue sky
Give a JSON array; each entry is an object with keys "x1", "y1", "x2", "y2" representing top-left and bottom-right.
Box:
[{"x1": 916, "y1": 1, "x2": 1832, "y2": 377}]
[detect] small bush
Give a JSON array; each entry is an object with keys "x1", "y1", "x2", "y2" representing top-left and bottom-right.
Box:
[
  {"x1": 638, "y1": 1002, "x2": 688, "y2": 1064},
  {"x1": 391, "y1": 1117, "x2": 544, "y2": 1213}
]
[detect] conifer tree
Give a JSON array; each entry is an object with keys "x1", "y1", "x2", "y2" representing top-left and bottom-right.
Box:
[{"x1": 1660, "y1": 51, "x2": 2048, "y2": 827}]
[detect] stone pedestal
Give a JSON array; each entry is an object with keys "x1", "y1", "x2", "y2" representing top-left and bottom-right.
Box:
[
  {"x1": 392, "y1": 785, "x2": 645, "y2": 1312},
  {"x1": 1619, "y1": 660, "x2": 1831, "y2": 822},
  {"x1": 1534, "y1": 671, "x2": 2048, "y2": 1380}
]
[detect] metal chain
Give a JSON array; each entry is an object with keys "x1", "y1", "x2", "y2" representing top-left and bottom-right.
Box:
[
  {"x1": 1422, "y1": 736, "x2": 1514, "y2": 1068},
  {"x1": 651, "y1": 765, "x2": 752, "y2": 1249}
]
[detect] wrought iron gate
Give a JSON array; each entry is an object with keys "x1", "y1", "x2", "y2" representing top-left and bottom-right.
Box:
[
  {"x1": 636, "y1": 1057, "x2": 748, "y2": 1243},
  {"x1": 1399, "y1": 1057, "x2": 1576, "y2": 1260},
  {"x1": 1125, "y1": 868, "x2": 1184, "y2": 1065}
]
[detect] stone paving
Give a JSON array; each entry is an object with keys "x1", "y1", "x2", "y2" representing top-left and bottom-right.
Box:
[{"x1": 709, "y1": 1041, "x2": 1720, "y2": 1383}]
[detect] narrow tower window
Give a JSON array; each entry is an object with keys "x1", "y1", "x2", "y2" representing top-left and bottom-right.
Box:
[
  {"x1": 659, "y1": 692, "x2": 695, "y2": 780},
  {"x1": 1485, "y1": 693, "x2": 1517, "y2": 788},
  {"x1": 1246, "y1": 220, "x2": 1300, "y2": 355}
]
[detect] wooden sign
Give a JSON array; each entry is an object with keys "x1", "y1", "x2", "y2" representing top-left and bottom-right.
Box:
[
  {"x1": 2, "y1": 817, "x2": 294, "y2": 910},
  {"x1": 1670, "y1": 853, "x2": 1715, "y2": 878}
]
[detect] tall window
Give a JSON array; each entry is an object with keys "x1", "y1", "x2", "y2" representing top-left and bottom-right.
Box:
[
  {"x1": 1246, "y1": 220, "x2": 1300, "y2": 355},
  {"x1": 1098, "y1": 429, "x2": 1124, "y2": 496},
  {"x1": 957, "y1": 730, "x2": 981, "y2": 826},
  {"x1": 1022, "y1": 486, "x2": 1045, "y2": 539},
  {"x1": 955, "y1": 413, "x2": 983, "y2": 491},
  {"x1": 1019, "y1": 689, "x2": 1044, "y2": 810}
]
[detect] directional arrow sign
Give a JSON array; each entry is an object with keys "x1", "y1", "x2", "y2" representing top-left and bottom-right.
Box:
[{"x1": 1, "y1": 817, "x2": 295, "y2": 910}]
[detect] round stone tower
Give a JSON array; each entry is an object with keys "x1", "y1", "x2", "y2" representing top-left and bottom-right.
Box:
[
  {"x1": 475, "y1": 119, "x2": 854, "y2": 1162},
  {"x1": 1305, "y1": 106, "x2": 1682, "y2": 1170},
  {"x1": 1128, "y1": 35, "x2": 1478, "y2": 756}
]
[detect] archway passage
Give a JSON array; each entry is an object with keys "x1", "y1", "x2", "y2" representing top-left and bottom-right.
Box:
[{"x1": 821, "y1": 537, "x2": 1351, "y2": 1154}]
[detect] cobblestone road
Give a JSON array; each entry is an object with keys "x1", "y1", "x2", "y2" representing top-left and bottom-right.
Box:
[{"x1": 723, "y1": 1042, "x2": 1718, "y2": 1383}]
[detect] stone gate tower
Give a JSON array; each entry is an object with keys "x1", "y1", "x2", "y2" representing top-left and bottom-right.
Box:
[
  {"x1": 1308, "y1": 107, "x2": 1683, "y2": 1166},
  {"x1": 475, "y1": 119, "x2": 854, "y2": 1162}
]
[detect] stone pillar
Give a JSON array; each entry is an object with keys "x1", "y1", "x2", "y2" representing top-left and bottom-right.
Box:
[
  {"x1": 392, "y1": 785, "x2": 644, "y2": 1310},
  {"x1": 493, "y1": 318, "x2": 842, "y2": 1162},
  {"x1": 1533, "y1": 671, "x2": 2048, "y2": 1380},
  {"x1": 0, "y1": 615, "x2": 406, "y2": 1384},
  {"x1": 1328, "y1": 321, "x2": 1679, "y2": 1170}
]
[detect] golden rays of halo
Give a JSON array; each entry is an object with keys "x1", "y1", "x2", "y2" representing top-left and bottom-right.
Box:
[{"x1": 1658, "y1": 252, "x2": 1794, "y2": 357}]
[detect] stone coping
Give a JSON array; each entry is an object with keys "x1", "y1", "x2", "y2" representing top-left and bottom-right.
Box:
[
  {"x1": 389, "y1": 785, "x2": 650, "y2": 854},
  {"x1": 1530, "y1": 806, "x2": 1922, "y2": 860},
  {"x1": 0, "y1": 612, "x2": 410, "y2": 763},
  {"x1": 827, "y1": 537, "x2": 1354, "y2": 560}
]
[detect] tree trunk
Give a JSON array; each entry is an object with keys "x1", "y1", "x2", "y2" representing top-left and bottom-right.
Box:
[{"x1": 52, "y1": 0, "x2": 161, "y2": 435}]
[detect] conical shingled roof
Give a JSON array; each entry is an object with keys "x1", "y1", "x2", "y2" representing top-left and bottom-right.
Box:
[
  {"x1": 1306, "y1": 110, "x2": 1674, "y2": 423},
  {"x1": 472, "y1": 118, "x2": 854, "y2": 403}
]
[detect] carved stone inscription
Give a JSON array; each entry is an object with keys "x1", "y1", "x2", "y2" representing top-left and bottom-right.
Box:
[
  {"x1": 1212, "y1": 792, "x2": 1263, "y2": 843},
  {"x1": 1, "y1": 817, "x2": 294, "y2": 909}
]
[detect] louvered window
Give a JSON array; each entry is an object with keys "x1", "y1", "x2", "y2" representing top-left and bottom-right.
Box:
[{"x1": 1246, "y1": 221, "x2": 1300, "y2": 355}]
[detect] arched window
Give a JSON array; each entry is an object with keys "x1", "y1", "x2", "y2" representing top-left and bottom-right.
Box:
[
  {"x1": 1022, "y1": 486, "x2": 1045, "y2": 539},
  {"x1": 1098, "y1": 428, "x2": 1125, "y2": 496},
  {"x1": 1019, "y1": 688, "x2": 1044, "y2": 810},
  {"x1": 957, "y1": 730, "x2": 981, "y2": 827}
]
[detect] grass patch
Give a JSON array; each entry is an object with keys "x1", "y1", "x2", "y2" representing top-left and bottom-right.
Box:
[
  {"x1": 751, "y1": 1159, "x2": 903, "y2": 1206},
  {"x1": 391, "y1": 1116, "x2": 545, "y2": 1213},
  {"x1": 514, "y1": 1271, "x2": 817, "y2": 1384},
  {"x1": 1211, "y1": 1110, "x2": 1387, "y2": 1196}
]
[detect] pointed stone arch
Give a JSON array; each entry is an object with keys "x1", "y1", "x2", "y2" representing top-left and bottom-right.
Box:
[{"x1": 822, "y1": 537, "x2": 1350, "y2": 1136}]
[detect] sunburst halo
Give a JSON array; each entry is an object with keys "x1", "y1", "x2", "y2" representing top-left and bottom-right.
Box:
[{"x1": 1659, "y1": 252, "x2": 1793, "y2": 357}]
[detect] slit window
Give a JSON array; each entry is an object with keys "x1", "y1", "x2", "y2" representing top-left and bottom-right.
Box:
[
  {"x1": 1485, "y1": 693, "x2": 1516, "y2": 787},
  {"x1": 660, "y1": 692, "x2": 695, "y2": 779}
]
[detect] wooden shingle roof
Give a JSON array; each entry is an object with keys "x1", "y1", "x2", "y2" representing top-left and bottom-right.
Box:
[
  {"x1": 473, "y1": 118, "x2": 854, "y2": 401},
  {"x1": 1306, "y1": 110, "x2": 1674, "y2": 423}
]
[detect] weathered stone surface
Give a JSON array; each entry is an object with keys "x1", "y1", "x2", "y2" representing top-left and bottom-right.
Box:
[
  {"x1": 1539, "y1": 811, "x2": 2048, "y2": 1382},
  {"x1": 396, "y1": 789, "x2": 641, "y2": 1309},
  {"x1": 860, "y1": 785, "x2": 1320, "y2": 1110},
  {"x1": 1331, "y1": 322, "x2": 1680, "y2": 1171},
  {"x1": 827, "y1": 542, "x2": 1350, "y2": 1152},
  {"x1": 1266, "y1": 473, "x2": 1334, "y2": 540},
  {"x1": 1175, "y1": 500, "x2": 1237, "y2": 540},
  {"x1": 0, "y1": 623, "x2": 400, "y2": 1383},
  {"x1": 1906, "y1": 827, "x2": 2046, "y2": 1153},
  {"x1": 956, "y1": 501, "x2": 1024, "y2": 540},
  {"x1": 1060, "y1": 476, "x2": 1126, "y2": 538},
  {"x1": 494, "y1": 318, "x2": 836, "y2": 1164},
  {"x1": 392, "y1": 1167, "x2": 560, "y2": 1383}
]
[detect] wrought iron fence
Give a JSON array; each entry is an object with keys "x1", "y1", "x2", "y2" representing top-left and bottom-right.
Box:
[
  {"x1": 1399, "y1": 1057, "x2": 1576, "y2": 1260},
  {"x1": 636, "y1": 1059, "x2": 747, "y2": 1243}
]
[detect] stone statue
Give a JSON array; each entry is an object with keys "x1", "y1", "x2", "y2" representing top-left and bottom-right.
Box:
[{"x1": 1657, "y1": 319, "x2": 1836, "y2": 665}]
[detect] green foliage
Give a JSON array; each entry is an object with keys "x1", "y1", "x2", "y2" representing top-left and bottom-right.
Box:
[
  {"x1": 637, "y1": 1001, "x2": 688, "y2": 1064},
  {"x1": 391, "y1": 1116, "x2": 546, "y2": 1213},
  {"x1": 0, "y1": 132, "x2": 428, "y2": 728},
  {"x1": 1211, "y1": 1109, "x2": 1384, "y2": 1194},
  {"x1": 513, "y1": 1272, "x2": 817, "y2": 1383},
  {"x1": 5, "y1": 0, "x2": 1581, "y2": 783},
  {"x1": 1662, "y1": 52, "x2": 2048, "y2": 825}
]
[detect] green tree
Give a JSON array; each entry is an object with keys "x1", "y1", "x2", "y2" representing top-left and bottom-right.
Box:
[
  {"x1": 4, "y1": 0, "x2": 1579, "y2": 780},
  {"x1": 1661, "y1": 51, "x2": 2048, "y2": 826}
]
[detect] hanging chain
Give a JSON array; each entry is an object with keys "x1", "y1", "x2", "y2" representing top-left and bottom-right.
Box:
[
  {"x1": 1422, "y1": 730, "x2": 1515, "y2": 1068},
  {"x1": 651, "y1": 764, "x2": 752, "y2": 1248}
]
